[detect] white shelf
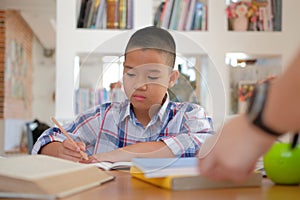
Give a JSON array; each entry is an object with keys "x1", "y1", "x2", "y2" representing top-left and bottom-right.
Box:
[{"x1": 56, "y1": 0, "x2": 300, "y2": 123}]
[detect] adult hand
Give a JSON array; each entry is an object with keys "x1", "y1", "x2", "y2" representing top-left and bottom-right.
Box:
[{"x1": 198, "y1": 115, "x2": 276, "y2": 182}]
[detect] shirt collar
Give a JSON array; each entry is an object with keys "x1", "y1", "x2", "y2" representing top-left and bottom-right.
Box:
[
  {"x1": 157, "y1": 93, "x2": 170, "y2": 121},
  {"x1": 120, "y1": 93, "x2": 170, "y2": 122},
  {"x1": 120, "y1": 99, "x2": 131, "y2": 122}
]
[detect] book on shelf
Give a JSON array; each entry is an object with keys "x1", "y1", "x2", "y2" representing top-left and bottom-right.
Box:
[
  {"x1": 0, "y1": 155, "x2": 114, "y2": 198},
  {"x1": 89, "y1": 0, "x2": 102, "y2": 28},
  {"x1": 160, "y1": 0, "x2": 174, "y2": 29},
  {"x1": 91, "y1": 161, "x2": 132, "y2": 171},
  {"x1": 153, "y1": 1, "x2": 165, "y2": 27},
  {"x1": 119, "y1": 0, "x2": 127, "y2": 29},
  {"x1": 85, "y1": 0, "x2": 100, "y2": 28},
  {"x1": 77, "y1": 0, "x2": 133, "y2": 29},
  {"x1": 192, "y1": 1, "x2": 204, "y2": 30},
  {"x1": 95, "y1": 0, "x2": 107, "y2": 29},
  {"x1": 156, "y1": 0, "x2": 208, "y2": 31},
  {"x1": 106, "y1": 0, "x2": 119, "y2": 29},
  {"x1": 168, "y1": 0, "x2": 181, "y2": 30},
  {"x1": 177, "y1": 0, "x2": 190, "y2": 31},
  {"x1": 77, "y1": 0, "x2": 89, "y2": 28},
  {"x1": 130, "y1": 157, "x2": 262, "y2": 190},
  {"x1": 126, "y1": 0, "x2": 134, "y2": 29},
  {"x1": 185, "y1": 0, "x2": 197, "y2": 30},
  {"x1": 75, "y1": 88, "x2": 90, "y2": 114},
  {"x1": 83, "y1": 0, "x2": 93, "y2": 28},
  {"x1": 272, "y1": 0, "x2": 282, "y2": 31},
  {"x1": 75, "y1": 88, "x2": 108, "y2": 114}
]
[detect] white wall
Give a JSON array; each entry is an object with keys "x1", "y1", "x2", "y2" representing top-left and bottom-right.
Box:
[
  {"x1": 0, "y1": 120, "x2": 4, "y2": 155},
  {"x1": 4, "y1": 119, "x2": 27, "y2": 151},
  {"x1": 32, "y1": 37, "x2": 55, "y2": 126}
]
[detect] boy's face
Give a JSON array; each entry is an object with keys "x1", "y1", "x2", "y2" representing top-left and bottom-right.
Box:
[{"x1": 123, "y1": 49, "x2": 178, "y2": 113}]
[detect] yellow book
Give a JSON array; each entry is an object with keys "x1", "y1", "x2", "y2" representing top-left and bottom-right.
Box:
[{"x1": 130, "y1": 166, "x2": 262, "y2": 190}]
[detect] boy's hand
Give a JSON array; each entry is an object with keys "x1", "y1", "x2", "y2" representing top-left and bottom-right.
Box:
[
  {"x1": 40, "y1": 141, "x2": 87, "y2": 162},
  {"x1": 79, "y1": 152, "x2": 114, "y2": 164},
  {"x1": 57, "y1": 140, "x2": 87, "y2": 162},
  {"x1": 79, "y1": 156, "x2": 99, "y2": 164}
]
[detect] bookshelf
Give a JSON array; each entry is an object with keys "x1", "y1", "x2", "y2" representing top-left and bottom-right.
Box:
[
  {"x1": 225, "y1": 0, "x2": 282, "y2": 32},
  {"x1": 56, "y1": 0, "x2": 300, "y2": 128}
]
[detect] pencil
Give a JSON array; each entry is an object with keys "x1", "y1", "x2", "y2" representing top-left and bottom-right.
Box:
[{"x1": 51, "y1": 117, "x2": 89, "y2": 160}]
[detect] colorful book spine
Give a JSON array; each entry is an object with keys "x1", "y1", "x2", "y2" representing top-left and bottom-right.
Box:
[
  {"x1": 86, "y1": 0, "x2": 97, "y2": 28},
  {"x1": 161, "y1": 0, "x2": 174, "y2": 29},
  {"x1": 90, "y1": 0, "x2": 102, "y2": 28},
  {"x1": 201, "y1": 4, "x2": 207, "y2": 31},
  {"x1": 177, "y1": 0, "x2": 190, "y2": 30},
  {"x1": 83, "y1": 0, "x2": 93, "y2": 28},
  {"x1": 119, "y1": 0, "x2": 127, "y2": 29},
  {"x1": 272, "y1": 0, "x2": 282, "y2": 31},
  {"x1": 95, "y1": 0, "x2": 106, "y2": 29},
  {"x1": 106, "y1": 0, "x2": 120, "y2": 29},
  {"x1": 168, "y1": 0, "x2": 181, "y2": 30},
  {"x1": 126, "y1": 0, "x2": 134, "y2": 29},
  {"x1": 185, "y1": 0, "x2": 197, "y2": 30},
  {"x1": 153, "y1": 1, "x2": 165, "y2": 27},
  {"x1": 75, "y1": 88, "x2": 90, "y2": 114},
  {"x1": 192, "y1": 1, "x2": 203, "y2": 30},
  {"x1": 77, "y1": 0, "x2": 88, "y2": 28}
]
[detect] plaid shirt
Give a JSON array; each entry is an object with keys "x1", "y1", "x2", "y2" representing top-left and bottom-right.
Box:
[{"x1": 32, "y1": 97, "x2": 213, "y2": 157}]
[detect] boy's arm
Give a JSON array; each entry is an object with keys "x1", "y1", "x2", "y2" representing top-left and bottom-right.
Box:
[
  {"x1": 92, "y1": 141, "x2": 174, "y2": 162},
  {"x1": 32, "y1": 107, "x2": 102, "y2": 159},
  {"x1": 92, "y1": 105, "x2": 213, "y2": 162},
  {"x1": 160, "y1": 105, "x2": 213, "y2": 157},
  {"x1": 40, "y1": 140, "x2": 87, "y2": 162}
]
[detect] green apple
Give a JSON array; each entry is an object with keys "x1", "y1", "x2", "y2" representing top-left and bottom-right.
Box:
[{"x1": 263, "y1": 142, "x2": 300, "y2": 185}]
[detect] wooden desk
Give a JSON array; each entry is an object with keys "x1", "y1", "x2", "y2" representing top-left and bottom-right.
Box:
[{"x1": 61, "y1": 170, "x2": 300, "y2": 200}]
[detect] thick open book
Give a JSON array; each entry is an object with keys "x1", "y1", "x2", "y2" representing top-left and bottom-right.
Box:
[
  {"x1": 91, "y1": 161, "x2": 132, "y2": 171},
  {"x1": 130, "y1": 157, "x2": 262, "y2": 190},
  {"x1": 0, "y1": 155, "x2": 114, "y2": 199}
]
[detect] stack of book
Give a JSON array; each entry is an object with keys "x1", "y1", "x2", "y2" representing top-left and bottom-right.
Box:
[
  {"x1": 77, "y1": 0, "x2": 134, "y2": 29},
  {"x1": 154, "y1": 0, "x2": 208, "y2": 31},
  {"x1": 75, "y1": 88, "x2": 108, "y2": 114},
  {"x1": 130, "y1": 157, "x2": 262, "y2": 190}
]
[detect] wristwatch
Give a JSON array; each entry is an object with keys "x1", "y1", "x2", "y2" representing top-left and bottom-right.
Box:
[{"x1": 246, "y1": 81, "x2": 283, "y2": 137}]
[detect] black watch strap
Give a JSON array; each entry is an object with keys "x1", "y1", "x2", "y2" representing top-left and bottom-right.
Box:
[{"x1": 248, "y1": 82, "x2": 283, "y2": 137}]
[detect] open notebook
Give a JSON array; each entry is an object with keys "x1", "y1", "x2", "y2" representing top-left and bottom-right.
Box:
[{"x1": 91, "y1": 161, "x2": 132, "y2": 171}]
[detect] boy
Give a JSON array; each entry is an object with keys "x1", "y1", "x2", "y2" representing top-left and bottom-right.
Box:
[{"x1": 32, "y1": 26, "x2": 213, "y2": 162}]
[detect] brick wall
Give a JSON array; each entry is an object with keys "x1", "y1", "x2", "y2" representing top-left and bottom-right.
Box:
[
  {"x1": 1, "y1": 10, "x2": 33, "y2": 119},
  {"x1": 0, "y1": 11, "x2": 5, "y2": 119}
]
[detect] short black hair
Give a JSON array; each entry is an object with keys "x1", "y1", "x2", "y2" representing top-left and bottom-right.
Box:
[{"x1": 125, "y1": 26, "x2": 176, "y2": 68}]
